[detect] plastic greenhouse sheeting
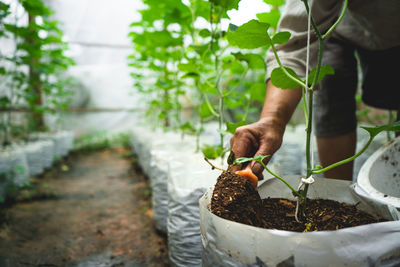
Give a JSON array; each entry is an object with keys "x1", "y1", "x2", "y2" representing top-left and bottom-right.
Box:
[{"x1": 42, "y1": 0, "x2": 145, "y2": 136}]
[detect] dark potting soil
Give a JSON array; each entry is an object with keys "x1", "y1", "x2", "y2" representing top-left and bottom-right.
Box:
[{"x1": 211, "y1": 171, "x2": 387, "y2": 232}]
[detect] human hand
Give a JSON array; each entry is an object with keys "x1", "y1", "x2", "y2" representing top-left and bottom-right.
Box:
[{"x1": 229, "y1": 117, "x2": 285, "y2": 180}]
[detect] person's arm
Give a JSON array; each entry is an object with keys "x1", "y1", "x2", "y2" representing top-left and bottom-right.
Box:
[{"x1": 230, "y1": 80, "x2": 301, "y2": 179}]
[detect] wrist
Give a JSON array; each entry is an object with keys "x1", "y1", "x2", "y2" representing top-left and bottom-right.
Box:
[{"x1": 258, "y1": 116, "x2": 286, "y2": 137}]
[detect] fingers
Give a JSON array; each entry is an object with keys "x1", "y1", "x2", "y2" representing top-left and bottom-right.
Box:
[{"x1": 230, "y1": 125, "x2": 258, "y2": 159}]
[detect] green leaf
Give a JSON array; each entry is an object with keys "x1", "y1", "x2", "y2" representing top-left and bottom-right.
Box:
[
  {"x1": 270, "y1": 67, "x2": 301, "y2": 89},
  {"x1": 361, "y1": 121, "x2": 400, "y2": 138},
  {"x1": 180, "y1": 122, "x2": 196, "y2": 134},
  {"x1": 256, "y1": 9, "x2": 280, "y2": 28},
  {"x1": 226, "y1": 120, "x2": 246, "y2": 134},
  {"x1": 232, "y1": 52, "x2": 266, "y2": 70},
  {"x1": 210, "y1": 0, "x2": 240, "y2": 10},
  {"x1": 272, "y1": 31, "x2": 290, "y2": 45},
  {"x1": 202, "y1": 144, "x2": 223, "y2": 160},
  {"x1": 199, "y1": 28, "x2": 211, "y2": 38},
  {"x1": 233, "y1": 155, "x2": 270, "y2": 165},
  {"x1": 264, "y1": 0, "x2": 285, "y2": 6},
  {"x1": 227, "y1": 19, "x2": 270, "y2": 49},
  {"x1": 307, "y1": 65, "x2": 334, "y2": 85},
  {"x1": 199, "y1": 102, "x2": 213, "y2": 118}
]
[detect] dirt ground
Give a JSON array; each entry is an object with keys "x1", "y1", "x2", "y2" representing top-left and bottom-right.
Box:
[{"x1": 0, "y1": 147, "x2": 169, "y2": 267}]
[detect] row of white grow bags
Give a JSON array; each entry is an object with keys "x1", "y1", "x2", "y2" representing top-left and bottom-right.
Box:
[
  {"x1": 0, "y1": 131, "x2": 75, "y2": 201},
  {"x1": 129, "y1": 122, "x2": 395, "y2": 266}
]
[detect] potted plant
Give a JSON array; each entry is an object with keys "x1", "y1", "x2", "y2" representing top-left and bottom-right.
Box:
[{"x1": 199, "y1": 0, "x2": 400, "y2": 265}]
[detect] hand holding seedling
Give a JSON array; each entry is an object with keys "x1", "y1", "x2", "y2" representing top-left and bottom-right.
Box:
[{"x1": 230, "y1": 79, "x2": 302, "y2": 180}]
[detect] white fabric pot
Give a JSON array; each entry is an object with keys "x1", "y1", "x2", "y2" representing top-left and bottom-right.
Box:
[
  {"x1": 200, "y1": 175, "x2": 400, "y2": 266},
  {"x1": 168, "y1": 154, "x2": 217, "y2": 267},
  {"x1": 130, "y1": 122, "x2": 224, "y2": 266},
  {"x1": 0, "y1": 146, "x2": 30, "y2": 193},
  {"x1": 30, "y1": 131, "x2": 74, "y2": 158},
  {"x1": 357, "y1": 136, "x2": 400, "y2": 209},
  {"x1": 20, "y1": 142, "x2": 46, "y2": 177},
  {"x1": 40, "y1": 140, "x2": 55, "y2": 169}
]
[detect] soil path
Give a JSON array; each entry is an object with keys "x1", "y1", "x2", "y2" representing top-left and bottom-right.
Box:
[{"x1": 0, "y1": 148, "x2": 169, "y2": 267}]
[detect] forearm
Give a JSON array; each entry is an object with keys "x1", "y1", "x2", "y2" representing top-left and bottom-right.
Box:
[{"x1": 260, "y1": 80, "x2": 302, "y2": 130}]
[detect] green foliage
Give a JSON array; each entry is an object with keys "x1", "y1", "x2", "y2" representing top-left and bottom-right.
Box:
[
  {"x1": 307, "y1": 65, "x2": 334, "y2": 85},
  {"x1": 270, "y1": 67, "x2": 301, "y2": 89},
  {"x1": 361, "y1": 121, "x2": 400, "y2": 139},
  {"x1": 129, "y1": 0, "x2": 272, "y2": 158},
  {"x1": 227, "y1": 20, "x2": 270, "y2": 49},
  {"x1": 231, "y1": 52, "x2": 266, "y2": 70},
  {"x1": 256, "y1": 9, "x2": 280, "y2": 28},
  {"x1": 73, "y1": 131, "x2": 132, "y2": 153},
  {"x1": 0, "y1": 0, "x2": 74, "y2": 145}
]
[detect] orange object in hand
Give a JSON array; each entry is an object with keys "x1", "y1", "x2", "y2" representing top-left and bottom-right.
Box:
[{"x1": 235, "y1": 168, "x2": 258, "y2": 187}]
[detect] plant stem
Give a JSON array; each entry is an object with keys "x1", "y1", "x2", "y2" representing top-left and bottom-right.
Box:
[
  {"x1": 267, "y1": 34, "x2": 307, "y2": 89},
  {"x1": 204, "y1": 157, "x2": 227, "y2": 172},
  {"x1": 258, "y1": 161, "x2": 303, "y2": 198},
  {"x1": 322, "y1": 0, "x2": 348, "y2": 40},
  {"x1": 312, "y1": 136, "x2": 373, "y2": 174}
]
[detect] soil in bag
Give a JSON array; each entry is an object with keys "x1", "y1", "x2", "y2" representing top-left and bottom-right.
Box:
[{"x1": 211, "y1": 171, "x2": 387, "y2": 232}]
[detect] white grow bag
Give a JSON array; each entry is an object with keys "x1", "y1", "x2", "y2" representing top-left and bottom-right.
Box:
[
  {"x1": 130, "y1": 125, "x2": 196, "y2": 233},
  {"x1": 167, "y1": 153, "x2": 217, "y2": 267},
  {"x1": 20, "y1": 142, "x2": 46, "y2": 177},
  {"x1": 30, "y1": 131, "x2": 75, "y2": 159},
  {"x1": 130, "y1": 122, "x2": 224, "y2": 266},
  {"x1": 0, "y1": 146, "x2": 30, "y2": 194},
  {"x1": 357, "y1": 136, "x2": 400, "y2": 209},
  {"x1": 200, "y1": 176, "x2": 400, "y2": 266}
]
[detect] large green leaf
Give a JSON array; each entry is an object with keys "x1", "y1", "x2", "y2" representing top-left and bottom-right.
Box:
[
  {"x1": 256, "y1": 9, "x2": 280, "y2": 28},
  {"x1": 227, "y1": 19, "x2": 270, "y2": 49},
  {"x1": 361, "y1": 121, "x2": 400, "y2": 138},
  {"x1": 270, "y1": 67, "x2": 301, "y2": 89},
  {"x1": 232, "y1": 52, "x2": 266, "y2": 70},
  {"x1": 272, "y1": 31, "x2": 290, "y2": 45},
  {"x1": 307, "y1": 65, "x2": 334, "y2": 85}
]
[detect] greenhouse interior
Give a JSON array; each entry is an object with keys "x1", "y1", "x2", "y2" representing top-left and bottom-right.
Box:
[{"x1": 0, "y1": 0, "x2": 399, "y2": 266}]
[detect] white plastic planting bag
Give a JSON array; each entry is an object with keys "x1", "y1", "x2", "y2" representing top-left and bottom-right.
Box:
[
  {"x1": 40, "y1": 140, "x2": 55, "y2": 169},
  {"x1": 168, "y1": 154, "x2": 218, "y2": 267},
  {"x1": 21, "y1": 142, "x2": 46, "y2": 177},
  {"x1": 130, "y1": 125, "x2": 194, "y2": 233},
  {"x1": 59, "y1": 131, "x2": 75, "y2": 157},
  {"x1": 200, "y1": 175, "x2": 400, "y2": 266},
  {"x1": 356, "y1": 136, "x2": 400, "y2": 209},
  {"x1": 0, "y1": 147, "x2": 30, "y2": 193},
  {"x1": 30, "y1": 131, "x2": 74, "y2": 158}
]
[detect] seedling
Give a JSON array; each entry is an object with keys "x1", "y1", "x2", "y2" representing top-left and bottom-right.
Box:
[{"x1": 228, "y1": 0, "x2": 400, "y2": 217}]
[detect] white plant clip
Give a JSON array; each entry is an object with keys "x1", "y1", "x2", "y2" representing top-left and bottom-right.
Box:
[
  {"x1": 295, "y1": 176, "x2": 315, "y2": 223},
  {"x1": 297, "y1": 176, "x2": 315, "y2": 191}
]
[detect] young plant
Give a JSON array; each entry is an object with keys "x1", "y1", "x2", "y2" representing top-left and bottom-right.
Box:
[
  {"x1": 1, "y1": 0, "x2": 74, "y2": 140},
  {"x1": 228, "y1": 0, "x2": 400, "y2": 216}
]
